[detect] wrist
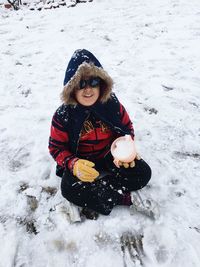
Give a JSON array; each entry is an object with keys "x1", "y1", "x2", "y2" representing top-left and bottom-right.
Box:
[{"x1": 67, "y1": 157, "x2": 79, "y2": 172}]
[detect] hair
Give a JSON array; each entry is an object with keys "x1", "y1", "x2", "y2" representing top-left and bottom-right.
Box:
[{"x1": 61, "y1": 62, "x2": 113, "y2": 105}]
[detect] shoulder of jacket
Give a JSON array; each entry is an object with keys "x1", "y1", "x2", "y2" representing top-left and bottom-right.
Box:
[
  {"x1": 54, "y1": 104, "x2": 70, "y2": 121},
  {"x1": 107, "y1": 93, "x2": 121, "y2": 108},
  {"x1": 56, "y1": 103, "x2": 68, "y2": 113}
]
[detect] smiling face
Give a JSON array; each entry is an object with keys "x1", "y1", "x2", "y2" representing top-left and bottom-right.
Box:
[
  {"x1": 75, "y1": 86, "x2": 100, "y2": 106},
  {"x1": 74, "y1": 78, "x2": 100, "y2": 106}
]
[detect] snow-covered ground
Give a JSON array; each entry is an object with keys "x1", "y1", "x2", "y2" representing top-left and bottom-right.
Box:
[{"x1": 1, "y1": 0, "x2": 200, "y2": 266}]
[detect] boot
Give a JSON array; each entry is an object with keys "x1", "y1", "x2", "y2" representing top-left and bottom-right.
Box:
[
  {"x1": 81, "y1": 207, "x2": 99, "y2": 220},
  {"x1": 130, "y1": 191, "x2": 159, "y2": 220}
]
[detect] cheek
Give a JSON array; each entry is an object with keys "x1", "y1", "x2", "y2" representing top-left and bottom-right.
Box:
[
  {"x1": 96, "y1": 88, "x2": 100, "y2": 98},
  {"x1": 96, "y1": 90, "x2": 100, "y2": 98},
  {"x1": 75, "y1": 91, "x2": 79, "y2": 97},
  {"x1": 75, "y1": 91, "x2": 81, "y2": 100}
]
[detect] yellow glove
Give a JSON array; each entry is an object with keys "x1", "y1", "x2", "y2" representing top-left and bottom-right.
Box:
[
  {"x1": 73, "y1": 159, "x2": 99, "y2": 182},
  {"x1": 118, "y1": 153, "x2": 141, "y2": 168}
]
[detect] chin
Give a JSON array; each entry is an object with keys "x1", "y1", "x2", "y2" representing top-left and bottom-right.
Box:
[
  {"x1": 80, "y1": 97, "x2": 98, "y2": 106},
  {"x1": 82, "y1": 101, "x2": 95, "y2": 106}
]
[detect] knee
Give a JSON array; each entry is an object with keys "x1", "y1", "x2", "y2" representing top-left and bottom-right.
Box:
[
  {"x1": 61, "y1": 181, "x2": 71, "y2": 200},
  {"x1": 61, "y1": 174, "x2": 75, "y2": 201},
  {"x1": 138, "y1": 159, "x2": 152, "y2": 185},
  {"x1": 144, "y1": 161, "x2": 152, "y2": 181},
  {"x1": 61, "y1": 183, "x2": 81, "y2": 206}
]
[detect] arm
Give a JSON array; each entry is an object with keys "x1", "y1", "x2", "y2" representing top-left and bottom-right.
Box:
[
  {"x1": 119, "y1": 103, "x2": 134, "y2": 138},
  {"x1": 48, "y1": 110, "x2": 99, "y2": 181},
  {"x1": 113, "y1": 103, "x2": 139, "y2": 168},
  {"x1": 48, "y1": 110, "x2": 74, "y2": 169}
]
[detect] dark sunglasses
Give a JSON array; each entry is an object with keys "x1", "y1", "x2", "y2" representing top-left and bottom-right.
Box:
[{"x1": 79, "y1": 77, "x2": 101, "y2": 90}]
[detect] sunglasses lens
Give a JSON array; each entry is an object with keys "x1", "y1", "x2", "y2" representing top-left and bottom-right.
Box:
[
  {"x1": 79, "y1": 77, "x2": 100, "y2": 90},
  {"x1": 90, "y1": 78, "x2": 100, "y2": 87},
  {"x1": 79, "y1": 80, "x2": 87, "y2": 89}
]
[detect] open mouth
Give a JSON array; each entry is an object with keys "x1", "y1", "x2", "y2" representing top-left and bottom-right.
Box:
[{"x1": 83, "y1": 94, "x2": 93, "y2": 98}]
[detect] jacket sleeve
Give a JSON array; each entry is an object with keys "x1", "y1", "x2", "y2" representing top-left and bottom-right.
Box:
[
  {"x1": 48, "y1": 109, "x2": 74, "y2": 168},
  {"x1": 119, "y1": 103, "x2": 135, "y2": 138}
]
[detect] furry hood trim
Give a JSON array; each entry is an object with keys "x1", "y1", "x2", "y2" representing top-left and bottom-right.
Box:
[{"x1": 61, "y1": 49, "x2": 113, "y2": 105}]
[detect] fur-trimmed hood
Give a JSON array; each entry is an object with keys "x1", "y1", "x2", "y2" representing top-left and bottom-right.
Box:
[{"x1": 61, "y1": 49, "x2": 113, "y2": 105}]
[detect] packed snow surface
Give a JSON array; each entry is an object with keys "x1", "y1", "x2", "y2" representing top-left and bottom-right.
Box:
[{"x1": 0, "y1": 0, "x2": 200, "y2": 266}]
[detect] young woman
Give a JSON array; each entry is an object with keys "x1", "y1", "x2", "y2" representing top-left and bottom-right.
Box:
[{"x1": 49, "y1": 49, "x2": 151, "y2": 219}]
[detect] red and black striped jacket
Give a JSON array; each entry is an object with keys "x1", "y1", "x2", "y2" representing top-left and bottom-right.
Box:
[{"x1": 49, "y1": 94, "x2": 134, "y2": 176}]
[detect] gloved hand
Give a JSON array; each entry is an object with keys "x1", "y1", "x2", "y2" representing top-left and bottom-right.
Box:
[
  {"x1": 115, "y1": 153, "x2": 141, "y2": 168},
  {"x1": 73, "y1": 159, "x2": 99, "y2": 182}
]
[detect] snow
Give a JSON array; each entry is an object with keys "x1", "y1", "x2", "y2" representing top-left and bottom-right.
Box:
[
  {"x1": 111, "y1": 135, "x2": 136, "y2": 161},
  {"x1": 1, "y1": 0, "x2": 200, "y2": 266}
]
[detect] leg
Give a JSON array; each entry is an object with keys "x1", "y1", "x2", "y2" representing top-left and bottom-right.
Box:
[
  {"x1": 61, "y1": 170, "x2": 123, "y2": 215},
  {"x1": 104, "y1": 153, "x2": 152, "y2": 192},
  {"x1": 119, "y1": 159, "x2": 151, "y2": 191}
]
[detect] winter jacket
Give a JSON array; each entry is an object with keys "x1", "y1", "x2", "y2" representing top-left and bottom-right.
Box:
[{"x1": 49, "y1": 93, "x2": 134, "y2": 176}]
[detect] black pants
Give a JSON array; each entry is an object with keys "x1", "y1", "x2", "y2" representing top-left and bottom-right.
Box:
[{"x1": 61, "y1": 153, "x2": 151, "y2": 215}]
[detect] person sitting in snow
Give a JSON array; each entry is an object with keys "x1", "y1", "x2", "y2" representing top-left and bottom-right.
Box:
[{"x1": 48, "y1": 49, "x2": 151, "y2": 219}]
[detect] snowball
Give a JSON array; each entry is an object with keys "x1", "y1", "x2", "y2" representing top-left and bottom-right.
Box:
[{"x1": 111, "y1": 135, "x2": 136, "y2": 161}]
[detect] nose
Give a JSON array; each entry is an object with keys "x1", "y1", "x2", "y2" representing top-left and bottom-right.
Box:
[{"x1": 84, "y1": 86, "x2": 92, "y2": 91}]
